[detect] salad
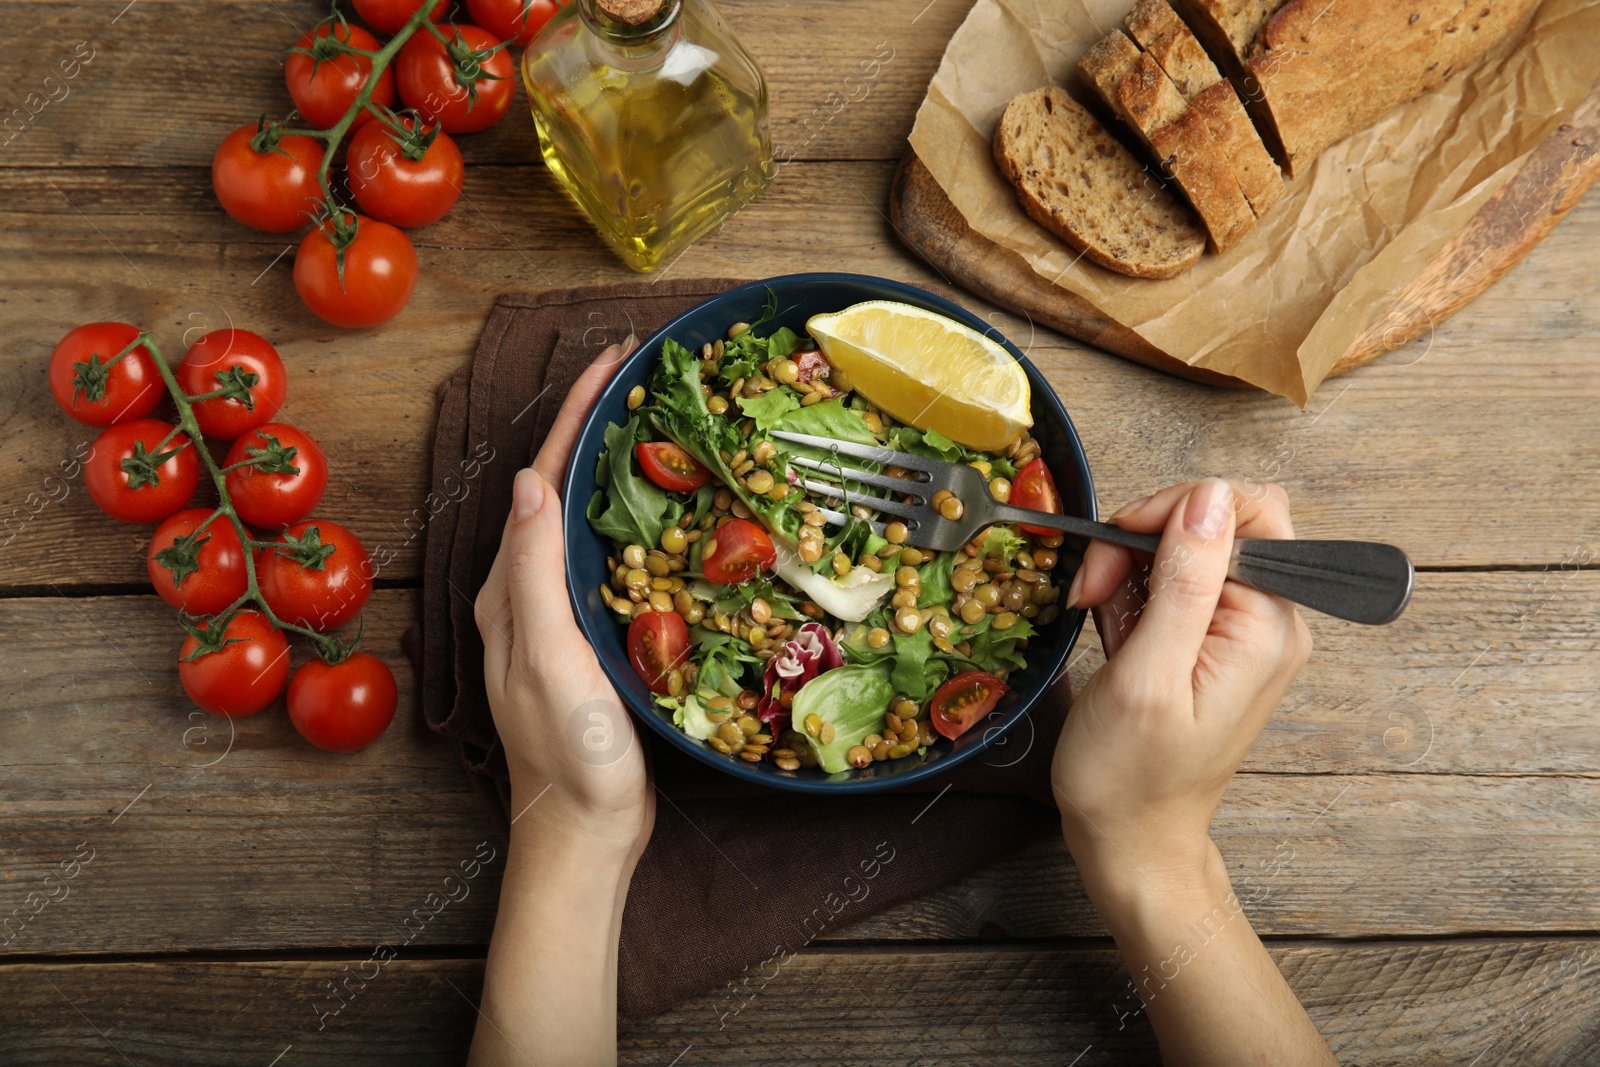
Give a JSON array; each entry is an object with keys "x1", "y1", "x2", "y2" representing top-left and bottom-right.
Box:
[{"x1": 586, "y1": 303, "x2": 1067, "y2": 774}]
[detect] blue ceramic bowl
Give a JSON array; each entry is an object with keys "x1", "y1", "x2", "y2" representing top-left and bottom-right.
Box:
[{"x1": 563, "y1": 274, "x2": 1095, "y2": 793}]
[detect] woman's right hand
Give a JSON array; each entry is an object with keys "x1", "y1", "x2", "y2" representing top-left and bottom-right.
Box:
[{"x1": 1050, "y1": 479, "x2": 1313, "y2": 881}]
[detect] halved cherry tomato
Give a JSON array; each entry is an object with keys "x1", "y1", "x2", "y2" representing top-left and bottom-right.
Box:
[
  {"x1": 701, "y1": 517, "x2": 776, "y2": 585},
  {"x1": 636, "y1": 441, "x2": 710, "y2": 492},
  {"x1": 793, "y1": 348, "x2": 830, "y2": 384},
  {"x1": 627, "y1": 610, "x2": 689, "y2": 694},
  {"x1": 930, "y1": 671, "x2": 1009, "y2": 740},
  {"x1": 1010, "y1": 457, "x2": 1062, "y2": 536}
]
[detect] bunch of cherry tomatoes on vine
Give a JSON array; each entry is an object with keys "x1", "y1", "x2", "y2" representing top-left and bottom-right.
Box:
[
  {"x1": 212, "y1": 0, "x2": 567, "y2": 327},
  {"x1": 49, "y1": 321, "x2": 395, "y2": 751}
]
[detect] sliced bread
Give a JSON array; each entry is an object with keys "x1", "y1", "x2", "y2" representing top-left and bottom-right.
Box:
[
  {"x1": 1249, "y1": 0, "x2": 1541, "y2": 176},
  {"x1": 991, "y1": 86, "x2": 1206, "y2": 279},
  {"x1": 1122, "y1": 0, "x2": 1222, "y2": 99},
  {"x1": 1079, "y1": 33, "x2": 1255, "y2": 253},
  {"x1": 1167, "y1": 0, "x2": 1286, "y2": 66},
  {"x1": 1121, "y1": 0, "x2": 1284, "y2": 217}
]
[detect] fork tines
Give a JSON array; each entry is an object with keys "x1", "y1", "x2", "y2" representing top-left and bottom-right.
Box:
[{"x1": 770, "y1": 430, "x2": 932, "y2": 530}]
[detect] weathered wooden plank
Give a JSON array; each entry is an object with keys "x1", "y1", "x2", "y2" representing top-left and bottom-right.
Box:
[
  {"x1": 4, "y1": 164, "x2": 1599, "y2": 585},
  {"x1": 2, "y1": 590, "x2": 1599, "y2": 955},
  {"x1": 3, "y1": 939, "x2": 1598, "y2": 1065},
  {"x1": 0, "y1": 0, "x2": 970, "y2": 167}
]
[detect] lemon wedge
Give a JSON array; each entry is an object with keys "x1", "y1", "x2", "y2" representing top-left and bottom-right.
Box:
[{"x1": 806, "y1": 301, "x2": 1032, "y2": 452}]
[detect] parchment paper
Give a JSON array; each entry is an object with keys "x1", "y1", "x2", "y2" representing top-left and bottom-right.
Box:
[{"x1": 908, "y1": 0, "x2": 1600, "y2": 403}]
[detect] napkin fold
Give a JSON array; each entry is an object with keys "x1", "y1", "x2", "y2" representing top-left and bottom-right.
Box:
[{"x1": 407, "y1": 279, "x2": 1075, "y2": 1026}]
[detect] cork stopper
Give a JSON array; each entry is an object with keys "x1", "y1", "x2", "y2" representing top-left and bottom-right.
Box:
[{"x1": 596, "y1": 0, "x2": 664, "y2": 25}]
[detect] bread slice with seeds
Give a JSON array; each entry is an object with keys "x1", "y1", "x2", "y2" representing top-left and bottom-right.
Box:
[
  {"x1": 1120, "y1": 0, "x2": 1284, "y2": 217},
  {"x1": 991, "y1": 86, "x2": 1206, "y2": 279},
  {"x1": 1078, "y1": 32, "x2": 1255, "y2": 252}
]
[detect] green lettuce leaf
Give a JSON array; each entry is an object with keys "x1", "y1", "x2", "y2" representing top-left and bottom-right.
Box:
[
  {"x1": 586, "y1": 416, "x2": 675, "y2": 547},
  {"x1": 736, "y1": 389, "x2": 800, "y2": 433}
]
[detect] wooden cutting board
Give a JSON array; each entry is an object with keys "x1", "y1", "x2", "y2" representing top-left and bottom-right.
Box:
[{"x1": 889, "y1": 75, "x2": 1600, "y2": 389}]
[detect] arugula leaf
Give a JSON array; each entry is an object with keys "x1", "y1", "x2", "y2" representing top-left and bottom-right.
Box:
[
  {"x1": 586, "y1": 416, "x2": 675, "y2": 547},
  {"x1": 736, "y1": 389, "x2": 800, "y2": 433},
  {"x1": 692, "y1": 628, "x2": 760, "y2": 696}
]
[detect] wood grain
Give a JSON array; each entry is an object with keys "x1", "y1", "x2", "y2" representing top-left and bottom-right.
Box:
[
  {"x1": 0, "y1": 0, "x2": 975, "y2": 168},
  {"x1": 891, "y1": 74, "x2": 1600, "y2": 388},
  {"x1": 4, "y1": 939, "x2": 1598, "y2": 1065},
  {"x1": 3, "y1": 585, "x2": 1600, "y2": 956}
]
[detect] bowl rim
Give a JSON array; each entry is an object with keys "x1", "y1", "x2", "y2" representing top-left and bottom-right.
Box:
[{"x1": 561, "y1": 272, "x2": 1096, "y2": 793}]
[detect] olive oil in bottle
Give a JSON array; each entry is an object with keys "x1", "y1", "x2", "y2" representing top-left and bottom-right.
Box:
[{"x1": 522, "y1": 0, "x2": 773, "y2": 272}]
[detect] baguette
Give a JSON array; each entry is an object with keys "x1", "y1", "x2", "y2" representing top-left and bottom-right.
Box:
[
  {"x1": 992, "y1": 86, "x2": 1206, "y2": 279},
  {"x1": 1249, "y1": 0, "x2": 1542, "y2": 176},
  {"x1": 1079, "y1": 32, "x2": 1256, "y2": 252}
]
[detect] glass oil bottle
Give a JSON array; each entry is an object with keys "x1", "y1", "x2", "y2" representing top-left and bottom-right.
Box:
[{"x1": 521, "y1": 0, "x2": 773, "y2": 272}]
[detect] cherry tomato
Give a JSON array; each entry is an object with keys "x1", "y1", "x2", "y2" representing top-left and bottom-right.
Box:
[
  {"x1": 396, "y1": 24, "x2": 514, "y2": 134},
  {"x1": 352, "y1": 0, "x2": 448, "y2": 36},
  {"x1": 627, "y1": 610, "x2": 689, "y2": 694},
  {"x1": 257, "y1": 520, "x2": 374, "y2": 632},
  {"x1": 179, "y1": 611, "x2": 291, "y2": 717},
  {"x1": 347, "y1": 115, "x2": 464, "y2": 228},
  {"x1": 793, "y1": 349, "x2": 830, "y2": 384},
  {"x1": 464, "y1": 0, "x2": 567, "y2": 46},
  {"x1": 223, "y1": 423, "x2": 329, "y2": 529},
  {"x1": 636, "y1": 441, "x2": 710, "y2": 493},
  {"x1": 48, "y1": 322, "x2": 162, "y2": 427},
  {"x1": 289, "y1": 654, "x2": 398, "y2": 751},
  {"x1": 293, "y1": 212, "x2": 418, "y2": 328},
  {"x1": 701, "y1": 517, "x2": 776, "y2": 585},
  {"x1": 930, "y1": 671, "x2": 1009, "y2": 740},
  {"x1": 1010, "y1": 457, "x2": 1062, "y2": 536},
  {"x1": 285, "y1": 22, "x2": 395, "y2": 130},
  {"x1": 211, "y1": 123, "x2": 325, "y2": 233},
  {"x1": 84, "y1": 420, "x2": 200, "y2": 524},
  {"x1": 178, "y1": 328, "x2": 287, "y2": 440},
  {"x1": 147, "y1": 509, "x2": 248, "y2": 617}
]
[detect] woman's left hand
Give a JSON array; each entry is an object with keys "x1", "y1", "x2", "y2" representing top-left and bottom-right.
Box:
[{"x1": 473, "y1": 338, "x2": 653, "y2": 858}]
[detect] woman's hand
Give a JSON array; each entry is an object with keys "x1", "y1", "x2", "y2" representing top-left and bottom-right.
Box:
[
  {"x1": 473, "y1": 337, "x2": 652, "y2": 858},
  {"x1": 1052, "y1": 478, "x2": 1312, "y2": 878},
  {"x1": 1050, "y1": 479, "x2": 1334, "y2": 1067},
  {"x1": 469, "y1": 339, "x2": 651, "y2": 1067}
]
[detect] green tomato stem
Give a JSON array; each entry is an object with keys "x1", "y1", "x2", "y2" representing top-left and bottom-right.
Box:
[
  {"x1": 136, "y1": 333, "x2": 342, "y2": 660},
  {"x1": 312, "y1": 7, "x2": 439, "y2": 202}
]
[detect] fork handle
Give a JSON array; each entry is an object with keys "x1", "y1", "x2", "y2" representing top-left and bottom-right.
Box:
[{"x1": 993, "y1": 508, "x2": 1414, "y2": 625}]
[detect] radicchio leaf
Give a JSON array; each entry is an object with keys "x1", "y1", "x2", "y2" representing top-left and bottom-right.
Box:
[{"x1": 756, "y1": 621, "x2": 842, "y2": 739}]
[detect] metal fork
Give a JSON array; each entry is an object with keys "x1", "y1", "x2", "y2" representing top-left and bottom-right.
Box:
[{"x1": 770, "y1": 430, "x2": 1414, "y2": 625}]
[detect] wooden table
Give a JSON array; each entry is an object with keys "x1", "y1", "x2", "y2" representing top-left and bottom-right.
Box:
[{"x1": 3, "y1": 1, "x2": 1598, "y2": 1062}]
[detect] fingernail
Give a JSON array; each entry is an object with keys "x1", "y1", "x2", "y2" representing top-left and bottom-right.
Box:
[
  {"x1": 622, "y1": 332, "x2": 639, "y2": 354},
  {"x1": 1110, "y1": 495, "x2": 1150, "y2": 521},
  {"x1": 1184, "y1": 479, "x2": 1231, "y2": 540},
  {"x1": 1065, "y1": 566, "x2": 1085, "y2": 609},
  {"x1": 513, "y1": 468, "x2": 544, "y2": 520}
]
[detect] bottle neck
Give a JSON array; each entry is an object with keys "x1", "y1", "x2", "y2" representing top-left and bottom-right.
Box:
[{"x1": 578, "y1": 0, "x2": 683, "y2": 48}]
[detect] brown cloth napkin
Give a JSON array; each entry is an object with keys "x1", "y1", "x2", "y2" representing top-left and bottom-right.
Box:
[{"x1": 406, "y1": 279, "x2": 1076, "y2": 1027}]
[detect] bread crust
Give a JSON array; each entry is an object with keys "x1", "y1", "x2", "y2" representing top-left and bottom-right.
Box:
[
  {"x1": 992, "y1": 86, "x2": 1206, "y2": 279},
  {"x1": 1249, "y1": 0, "x2": 1541, "y2": 176}
]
